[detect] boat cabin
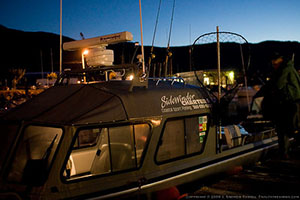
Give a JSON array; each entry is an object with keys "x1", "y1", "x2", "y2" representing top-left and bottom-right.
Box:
[{"x1": 0, "y1": 72, "x2": 277, "y2": 199}]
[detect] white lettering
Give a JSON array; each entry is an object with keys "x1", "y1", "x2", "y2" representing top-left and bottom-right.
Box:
[{"x1": 161, "y1": 92, "x2": 207, "y2": 109}]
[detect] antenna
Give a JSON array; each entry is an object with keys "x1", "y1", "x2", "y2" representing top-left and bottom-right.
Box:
[
  {"x1": 63, "y1": 31, "x2": 133, "y2": 51},
  {"x1": 139, "y1": 0, "x2": 146, "y2": 78},
  {"x1": 63, "y1": 31, "x2": 133, "y2": 67},
  {"x1": 59, "y1": 0, "x2": 62, "y2": 74},
  {"x1": 80, "y1": 32, "x2": 85, "y2": 40}
]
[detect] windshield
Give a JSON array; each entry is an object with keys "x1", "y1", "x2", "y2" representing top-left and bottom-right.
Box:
[
  {"x1": 0, "y1": 122, "x2": 19, "y2": 173},
  {"x1": 7, "y1": 125, "x2": 63, "y2": 183}
]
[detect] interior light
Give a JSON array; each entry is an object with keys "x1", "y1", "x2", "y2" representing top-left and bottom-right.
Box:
[{"x1": 150, "y1": 119, "x2": 161, "y2": 127}]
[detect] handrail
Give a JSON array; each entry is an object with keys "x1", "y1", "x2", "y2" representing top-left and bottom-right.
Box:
[{"x1": 148, "y1": 77, "x2": 185, "y2": 86}]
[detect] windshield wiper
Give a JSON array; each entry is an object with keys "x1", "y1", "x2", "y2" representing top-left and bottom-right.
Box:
[{"x1": 42, "y1": 134, "x2": 58, "y2": 161}]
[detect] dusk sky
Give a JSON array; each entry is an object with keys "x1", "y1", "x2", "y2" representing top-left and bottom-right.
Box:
[{"x1": 1, "y1": 0, "x2": 300, "y2": 47}]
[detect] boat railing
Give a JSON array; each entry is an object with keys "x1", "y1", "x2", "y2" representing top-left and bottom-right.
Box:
[
  {"x1": 221, "y1": 124, "x2": 276, "y2": 151},
  {"x1": 149, "y1": 77, "x2": 185, "y2": 86}
]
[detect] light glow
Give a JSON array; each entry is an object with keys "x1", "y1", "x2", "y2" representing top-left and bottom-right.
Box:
[
  {"x1": 82, "y1": 49, "x2": 89, "y2": 55},
  {"x1": 204, "y1": 77, "x2": 210, "y2": 85},
  {"x1": 150, "y1": 119, "x2": 161, "y2": 127},
  {"x1": 228, "y1": 71, "x2": 234, "y2": 83},
  {"x1": 127, "y1": 74, "x2": 134, "y2": 81}
]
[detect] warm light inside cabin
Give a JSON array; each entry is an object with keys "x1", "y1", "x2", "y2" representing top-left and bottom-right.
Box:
[{"x1": 150, "y1": 119, "x2": 161, "y2": 127}]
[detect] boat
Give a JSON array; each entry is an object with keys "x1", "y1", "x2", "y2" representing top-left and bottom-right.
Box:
[{"x1": 0, "y1": 32, "x2": 278, "y2": 200}]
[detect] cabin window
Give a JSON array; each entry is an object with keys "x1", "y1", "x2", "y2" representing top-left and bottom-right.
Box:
[
  {"x1": 156, "y1": 115, "x2": 208, "y2": 163},
  {"x1": 7, "y1": 126, "x2": 63, "y2": 184},
  {"x1": 157, "y1": 119, "x2": 185, "y2": 162},
  {"x1": 73, "y1": 128, "x2": 100, "y2": 148},
  {"x1": 64, "y1": 123, "x2": 150, "y2": 180}
]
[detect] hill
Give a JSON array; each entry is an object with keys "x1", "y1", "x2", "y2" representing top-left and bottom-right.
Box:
[{"x1": 0, "y1": 25, "x2": 300, "y2": 86}]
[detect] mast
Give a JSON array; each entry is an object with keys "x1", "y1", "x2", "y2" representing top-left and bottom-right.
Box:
[
  {"x1": 59, "y1": 0, "x2": 62, "y2": 74},
  {"x1": 139, "y1": 0, "x2": 146, "y2": 76},
  {"x1": 217, "y1": 26, "x2": 221, "y2": 104},
  {"x1": 216, "y1": 26, "x2": 222, "y2": 153},
  {"x1": 189, "y1": 24, "x2": 192, "y2": 71}
]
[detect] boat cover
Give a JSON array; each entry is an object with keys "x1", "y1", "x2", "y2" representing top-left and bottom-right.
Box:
[{"x1": 0, "y1": 80, "x2": 211, "y2": 125}]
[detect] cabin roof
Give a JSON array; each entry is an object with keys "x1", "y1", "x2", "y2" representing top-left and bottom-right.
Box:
[{"x1": 1, "y1": 80, "x2": 211, "y2": 125}]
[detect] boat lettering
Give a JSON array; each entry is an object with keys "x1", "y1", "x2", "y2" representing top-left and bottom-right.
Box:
[{"x1": 161, "y1": 92, "x2": 209, "y2": 113}]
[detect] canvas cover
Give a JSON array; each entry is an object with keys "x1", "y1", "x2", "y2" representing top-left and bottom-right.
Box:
[
  {"x1": 0, "y1": 80, "x2": 211, "y2": 173},
  {"x1": 1, "y1": 80, "x2": 211, "y2": 125}
]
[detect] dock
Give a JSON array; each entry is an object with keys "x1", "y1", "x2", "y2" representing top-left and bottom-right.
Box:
[{"x1": 181, "y1": 143, "x2": 300, "y2": 199}]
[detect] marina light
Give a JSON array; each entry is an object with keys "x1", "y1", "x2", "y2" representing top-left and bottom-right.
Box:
[
  {"x1": 228, "y1": 71, "x2": 234, "y2": 83},
  {"x1": 204, "y1": 77, "x2": 210, "y2": 85}
]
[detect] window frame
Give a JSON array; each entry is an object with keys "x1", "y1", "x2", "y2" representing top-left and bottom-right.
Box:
[
  {"x1": 62, "y1": 121, "x2": 152, "y2": 182},
  {"x1": 72, "y1": 127, "x2": 102, "y2": 150},
  {"x1": 6, "y1": 123, "x2": 64, "y2": 185}
]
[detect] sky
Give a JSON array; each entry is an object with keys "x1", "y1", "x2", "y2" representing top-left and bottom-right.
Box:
[{"x1": 1, "y1": 0, "x2": 300, "y2": 47}]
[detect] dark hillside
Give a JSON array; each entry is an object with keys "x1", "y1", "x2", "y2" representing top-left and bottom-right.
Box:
[
  {"x1": 249, "y1": 41, "x2": 300, "y2": 80},
  {"x1": 0, "y1": 25, "x2": 299, "y2": 86},
  {"x1": 0, "y1": 25, "x2": 74, "y2": 73}
]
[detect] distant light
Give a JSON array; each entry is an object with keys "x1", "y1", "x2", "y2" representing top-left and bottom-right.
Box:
[
  {"x1": 82, "y1": 49, "x2": 89, "y2": 55},
  {"x1": 204, "y1": 77, "x2": 210, "y2": 85},
  {"x1": 77, "y1": 80, "x2": 81, "y2": 84},
  {"x1": 228, "y1": 71, "x2": 234, "y2": 83}
]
